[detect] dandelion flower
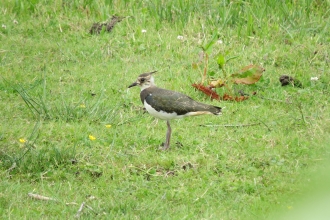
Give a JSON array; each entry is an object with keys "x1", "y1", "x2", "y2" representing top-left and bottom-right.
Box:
[
  {"x1": 19, "y1": 138, "x2": 26, "y2": 143},
  {"x1": 105, "y1": 124, "x2": 112, "y2": 128},
  {"x1": 89, "y1": 135, "x2": 96, "y2": 141},
  {"x1": 141, "y1": 29, "x2": 147, "y2": 33},
  {"x1": 79, "y1": 104, "x2": 86, "y2": 108}
]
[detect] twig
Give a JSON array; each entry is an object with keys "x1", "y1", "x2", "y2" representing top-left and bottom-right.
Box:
[
  {"x1": 256, "y1": 119, "x2": 272, "y2": 132},
  {"x1": 85, "y1": 204, "x2": 95, "y2": 212},
  {"x1": 202, "y1": 52, "x2": 208, "y2": 84},
  {"x1": 7, "y1": 162, "x2": 17, "y2": 172},
  {"x1": 28, "y1": 193, "x2": 57, "y2": 202},
  {"x1": 258, "y1": 96, "x2": 292, "y2": 104},
  {"x1": 194, "y1": 188, "x2": 209, "y2": 202},
  {"x1": 75, "y1": 202, "x2": 85, "y2": 218},
  {"x1": 200, "y1": 123, "x2": 261, "y2": 127},
  {"x1": 66, "y1": 202, "x2": 78, "y2": 205}
]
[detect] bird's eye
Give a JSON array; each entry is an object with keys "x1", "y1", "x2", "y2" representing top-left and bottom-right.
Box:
[{"x1": 140, "y1": 78, "x2": 145, "y2": 82}]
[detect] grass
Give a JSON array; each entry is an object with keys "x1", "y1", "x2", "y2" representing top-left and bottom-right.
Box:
[{"x1": 1, "y1": 0, "x2": 330, "y2": 219}]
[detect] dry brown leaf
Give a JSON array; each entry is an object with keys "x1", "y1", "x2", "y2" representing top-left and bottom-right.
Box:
[
  {"x1": 232, "y1": 65, "x2": 265, "y2": 85},
  {"x1": 209, "y1": 79, "x2": 226, "y2": 88},
  {"x1": 192, "y1": 83, "x2": 220, "y2": 100},
  {"x1": 222, "y1": 93, "x2": 249, "y2": 102}
]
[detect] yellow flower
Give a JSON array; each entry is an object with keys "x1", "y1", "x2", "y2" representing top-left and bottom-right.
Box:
[
  {"x1": 19, "y1": 138, "x2": 26, "y2": 143},
  {"x1": 79, "y1": 104, "x2": 86, "y2": 108},
  {"x1": 105, "y1": 124, "x2": 112, "y2": 128},
  {"x1": 89, "y1": 135, "x2": 96, "y2": 141},
  {"x1": 287, "y1": 206, "x2": 293, "y2": 210}
]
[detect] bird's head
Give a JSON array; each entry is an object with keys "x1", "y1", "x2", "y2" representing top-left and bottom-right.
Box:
[{"x1": 128, "y1": 71, "x2": 157, "y2": 91}]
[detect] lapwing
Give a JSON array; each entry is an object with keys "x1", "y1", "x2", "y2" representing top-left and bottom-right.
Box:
[{"x1": 128, "y1": 71, "x2": 222, "y2": 150}]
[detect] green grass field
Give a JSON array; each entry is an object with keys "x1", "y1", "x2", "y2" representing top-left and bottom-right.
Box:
[{"x1": 1, "y1": 0, "x2": 330, "y2": 219}]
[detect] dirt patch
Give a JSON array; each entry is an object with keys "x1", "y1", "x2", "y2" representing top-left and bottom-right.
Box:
[
  {"x1": 279, "y1": 75, "x2": 302, "y2": 87},
  {"x1": 89, "y1": 15, "x2": 125, "y2": 34}
]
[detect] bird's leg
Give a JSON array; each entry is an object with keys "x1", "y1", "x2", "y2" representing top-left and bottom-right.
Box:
[{"x1": 163, "y1": 120, "x2": 171, "y2": 150}]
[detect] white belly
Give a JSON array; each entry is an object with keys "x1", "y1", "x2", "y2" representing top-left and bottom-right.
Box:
[{"x1": 144, "y1": 100, "x2": 186, "y2": 120}]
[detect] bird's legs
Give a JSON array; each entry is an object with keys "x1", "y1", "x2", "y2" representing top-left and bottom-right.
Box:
[{"x1": 162, "y1": 120, "x2": 172, "y2": 150}]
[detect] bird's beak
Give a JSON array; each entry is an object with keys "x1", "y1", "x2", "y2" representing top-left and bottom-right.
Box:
[{"x1": 128, "y1": 82, "x2": 138, "y2": 88}]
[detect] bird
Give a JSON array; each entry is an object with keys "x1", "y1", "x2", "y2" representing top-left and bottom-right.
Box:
[{"x1": 128, "y1": 71, "x2": 222, "y2": 150}]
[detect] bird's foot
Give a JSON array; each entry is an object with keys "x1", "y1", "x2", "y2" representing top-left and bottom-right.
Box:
[{"x1": 159, "y1": 142, "x2": 170, "y2": 151}]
